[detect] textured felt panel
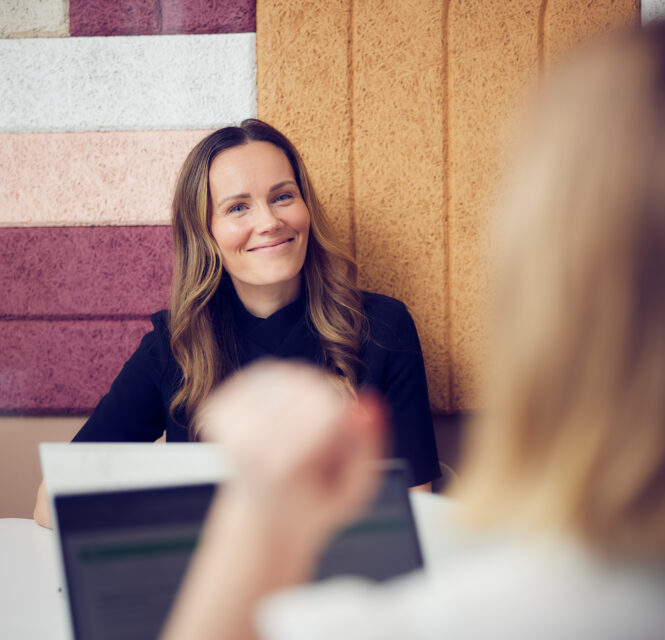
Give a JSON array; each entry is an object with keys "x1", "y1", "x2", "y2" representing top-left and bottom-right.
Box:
[
  {"x1": 257, "y1": 0, "x2": 640, "y2": 412},
  {"x1": 543, "y1": 0, "x2": 639, "y2": 66},
  {"x1": 161, "y1": 0, "x2": 256, "y2": 34},
  {"x1": 643, "y1": 0, "x2": 665, "y2": 22},
  {"x1": 257, "y1": 0, "x2": 354, "y2": 248},
  {"x1": 0, "y1": 34, "x2": 257, "y2": 133},
  {"x1": 69, "y1": 0, "x2": 160, "y2": 36},
  {"x1": 0, "y1": 226, "x2": 172, "y2": 317},
  {"x1": 0, "y1": 319, "x2": 153, "y2": 413},
  {"x1": 0, "y1": 0, "x2": 68, "y2": 38},
  {"x1": 447, "y1": 0, "x2": 541, "y2": 409},
  {"x1": 69, "y1": 0, "x2": 255, "y2": 36},
  {"x1": 352, "y1": 0, "x2": 450, "y2": 410},
  {"x1": 0, "y1": 130, "x2": 211, "y2": 227}
]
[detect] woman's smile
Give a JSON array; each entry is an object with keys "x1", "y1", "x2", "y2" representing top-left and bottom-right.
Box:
[{"x1": 247, "y1": 237, "x2": 295, "y2": 252}]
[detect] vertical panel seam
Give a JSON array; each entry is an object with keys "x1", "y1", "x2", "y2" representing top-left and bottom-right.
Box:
[
  {"x1": 538, "y1": 0, "x2": 549, "y2": 71},
  {"x1": 253, "y1": 2, "x2": 259, "y2": 116},
  {"x1": 63, "y1": 0, "x2": 71, "y2": 35},
  {"x1": 442, "y1": 0, "x2": 452, "y2": 412},
  {"x1": 348, "y1": 0, "x2": 357, "y2": 261}
]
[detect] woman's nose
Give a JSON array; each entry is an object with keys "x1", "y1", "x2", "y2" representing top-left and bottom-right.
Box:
[{"x1": 255, "y1": 202, "x2": 282, "y2": 232}]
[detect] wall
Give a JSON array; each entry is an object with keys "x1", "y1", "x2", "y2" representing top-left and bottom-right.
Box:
[
  {"x1": 256, "y1": 0, "x2": 641, "y2": 412},
  {"x1": 0, "y1": 0, "x2": 257, "y2": 517},
  {"x1": 1, "y1": 0, "x2": 256, "y2": 417}
]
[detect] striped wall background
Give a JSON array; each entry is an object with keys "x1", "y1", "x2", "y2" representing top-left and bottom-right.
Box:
[
  {"x1": 1, "y1": 1, "x2": 663, "y2": 420},
  {"x1": 1, "y1": 0, "x2": 256, "y2": 414}
]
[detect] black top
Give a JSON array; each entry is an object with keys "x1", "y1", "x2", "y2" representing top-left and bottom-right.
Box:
[{"x1": 72, "y1": 288, "x2": 441, "y2": 486}]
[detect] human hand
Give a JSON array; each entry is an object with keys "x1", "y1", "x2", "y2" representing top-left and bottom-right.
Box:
[
  {"x1": 198, "y1": 359, "x2": 387, "y2": 548},
  {"x1": 162, "y1": 362, "x2": 386, "y2": 640}
]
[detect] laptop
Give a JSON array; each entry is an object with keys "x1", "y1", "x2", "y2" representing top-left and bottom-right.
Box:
[{"x1": 40, "y1": 443, "x2": 423, "y2": 640}]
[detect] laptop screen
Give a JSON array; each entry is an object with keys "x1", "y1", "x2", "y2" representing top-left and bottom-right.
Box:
[{"x1": 55, "y1": 464, "x2": 422, "y2": 640}]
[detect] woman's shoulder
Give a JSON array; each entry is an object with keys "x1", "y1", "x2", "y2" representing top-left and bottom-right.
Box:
[
  {"x1": 360, "y1": 291, "x2": 417, "y2": 348},
  {"x1": 361, "y1": 291, "x2": 410, "y2": 322},
  {"x1": 149, "y1": 309, "x2": 170, "y2": 335},
  {"x1": 138, "y1": 309, "x2": 172, "y2": 360}
]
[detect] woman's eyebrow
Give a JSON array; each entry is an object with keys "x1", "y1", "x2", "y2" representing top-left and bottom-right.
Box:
[
  {"x1": 219, "y1": 192, "x2": 250, "y2": 205},
  {"x1": 217, "y1": 181, "x2": 297, "y2": 206},
  {"x1": 269, "y1": 180, "x2": 297, "y2": 191}
]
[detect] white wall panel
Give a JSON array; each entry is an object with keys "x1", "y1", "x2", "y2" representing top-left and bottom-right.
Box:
[
  {"x1": 0, "y1": 33, "x2": 257, "y2": 132},
  {"x1": 0, "y1": 0, "x2": 68, "y2": 38}
]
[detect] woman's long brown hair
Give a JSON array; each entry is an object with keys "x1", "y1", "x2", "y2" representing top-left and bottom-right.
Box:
[{"x1": 169, "y1": 120, "x2": 366, "y2": 428}]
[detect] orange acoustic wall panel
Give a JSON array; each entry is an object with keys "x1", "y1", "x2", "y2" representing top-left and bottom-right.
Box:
[
  {"x1": 446, "y1": 0, "x2": 542, "y2": 410},
  {"x1": 257, "y1": 0, "x2": 639, "y2": 413},
  {"x1": 352, "y1": 0, "x2": 449, "y2": 410},
  {"x1": 543, "y1": 0, "x2": 639, "y2": 66},
  {"x1": 256, "y1": 1, "x2": 354, "y2": 248}
]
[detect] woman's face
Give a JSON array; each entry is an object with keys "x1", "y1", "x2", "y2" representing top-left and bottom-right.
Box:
[{"x1": 208, "y1": 141, "x2": 310, "y2": 313}]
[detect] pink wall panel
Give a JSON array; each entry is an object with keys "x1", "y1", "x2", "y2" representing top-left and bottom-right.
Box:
[
  {"x1": 0, "y1": 131, "x2": 210, "y2": 227},
  {"x1": 1, "y1": 319, "x2": 153, "y2": 413},
  {"x1": 70, "y1": 0, "x2": 255, "y2": 36},
  {"x1": 0, "y1": 226, "x2": 172, "y2": 317}
]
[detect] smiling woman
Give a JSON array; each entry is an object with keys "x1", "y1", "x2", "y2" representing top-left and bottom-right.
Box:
[{"x1": 33, "y1": 119, "x2": 441, "y2": 527}]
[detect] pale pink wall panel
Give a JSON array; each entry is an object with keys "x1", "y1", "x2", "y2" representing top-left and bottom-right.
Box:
[
  {"x1": 0, "y1": 226, "x2": 172, "y2": 317},
  {"x1": 0, "y1": 130, "x2": 212, "y2": 227},
  {"x1": 1, "y1": 319, "x2": 152, "y2": 413}
]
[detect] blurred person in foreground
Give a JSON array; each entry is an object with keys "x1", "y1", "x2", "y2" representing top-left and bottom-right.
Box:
[{"x1": 161, "y1": 23, "x2": 665, "y2": 640}]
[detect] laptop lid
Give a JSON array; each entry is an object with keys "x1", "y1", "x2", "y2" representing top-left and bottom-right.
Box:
[
  {"x1": 39, "y1": 442, "x2": 231, "y2": 640},
  {"x1": 41, "y1": 445, "x2": 422, "y2": 640}
]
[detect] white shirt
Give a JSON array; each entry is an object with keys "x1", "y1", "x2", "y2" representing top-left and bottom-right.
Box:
[{"x1": 257, "y1": 534, "x2": 665, "y2": 640}]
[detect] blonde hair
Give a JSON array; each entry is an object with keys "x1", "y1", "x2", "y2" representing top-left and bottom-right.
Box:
[
  {"x1": 458, "y1": 25, "x2": 665, "y2": 557},
  {"x1": 169, "y1": 120, "x2": 366, "y2": 427}
]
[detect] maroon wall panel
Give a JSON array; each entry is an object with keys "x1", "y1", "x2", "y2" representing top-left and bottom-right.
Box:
[
  {"x1": 1, "y1": 320, "x2": 152, "y2": 413},
  {"x1": 1, "y1": 226, "x2": 172, "y2": 414},
  {"x1": 70, "y1": 0, "x2": 161, "y2": 37},
  {"x1": 70, "y1": 0, "x2": 256, "y2": 36},
  {"x1": 1, "y1": 226, "x2": 172, "y2": 317}
]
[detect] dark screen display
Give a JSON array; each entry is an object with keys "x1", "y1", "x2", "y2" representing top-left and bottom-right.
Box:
[{"x1": 55, "y1": 465, "x2": 422, "y2": 640}]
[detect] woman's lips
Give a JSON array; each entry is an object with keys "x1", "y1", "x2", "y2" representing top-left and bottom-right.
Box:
[{"x1": 247, "y1": 237, "x2": 294, "y2": 252}]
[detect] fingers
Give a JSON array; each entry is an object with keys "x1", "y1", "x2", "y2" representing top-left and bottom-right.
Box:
[
  {"x1": 321, "y1": 392, "x2": 388, "y2": 519},
  {"x1": 196, "y1": 360, "x2": 391, "y2": 551},
  {"x1": 197, "y1": 360, "x2": 351, "y2": 475}
]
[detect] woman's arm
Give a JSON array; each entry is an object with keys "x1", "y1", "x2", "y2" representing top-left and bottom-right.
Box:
[
  {"x1": 33, "y1": 480, "x2": 51, "y2": 529},
  {"x1": 362, "y1": 295, "x2": 441, "y2": 487},
  {"x1": 161, "y1": 361, "x2": 385, "y2": 640}
]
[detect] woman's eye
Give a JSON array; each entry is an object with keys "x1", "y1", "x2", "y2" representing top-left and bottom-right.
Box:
[
  {"x1": 274, "y1": 192, "x2": 294, "y2": 203},
  {"x1": 227, "y1": 203, "x2": 247, "y2": 215}
]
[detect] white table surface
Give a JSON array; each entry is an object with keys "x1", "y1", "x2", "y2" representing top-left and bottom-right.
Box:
[
  {"x1": 0, "y1": 518, "x2": 69, "y2": 640},
  {"x1": 0, "y1": 492, "x2": 456, "y2": 640}
]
